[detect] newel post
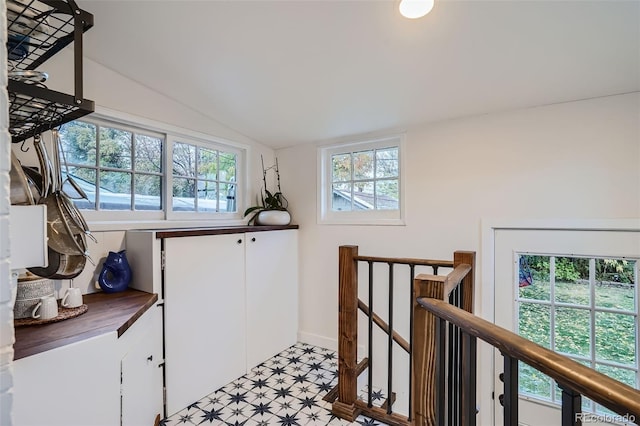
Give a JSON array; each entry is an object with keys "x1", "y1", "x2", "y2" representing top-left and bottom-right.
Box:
[
  {"x1": 454, "y1": 251, "x2": 477, "y2": 426},
  {"x1": 412, "y1": 273, "x2": 446, "y2": 426},
  {"x1": 332, "y1": 245, "x2": 361, "y2": 421},
  {"x1": 453, "y1": 251, "x2": 476, "y2": 314}
]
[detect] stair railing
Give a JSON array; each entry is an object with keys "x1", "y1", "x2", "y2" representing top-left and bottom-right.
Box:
[
  {"x1": 417, "y1": 297, "x2": 640, "y2": 426},
  {"x1": 330, "y1": 245, "x2": 475, "y2": 426}
]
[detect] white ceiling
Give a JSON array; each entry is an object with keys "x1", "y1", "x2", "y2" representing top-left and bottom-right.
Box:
[{"x1": 81, "y1": 0, "x2": 640, "y2": 149}]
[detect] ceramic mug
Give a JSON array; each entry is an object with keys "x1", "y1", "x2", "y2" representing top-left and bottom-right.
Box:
[
  {"x1": 31, "y1": 296, "x2": 58, "y2": 320},
  {"x1": 61, "y1": 288, "x2": 83, "y2": 308}
]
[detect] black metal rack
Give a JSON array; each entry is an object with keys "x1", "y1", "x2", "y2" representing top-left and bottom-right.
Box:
[{"x1": 7, "y1": 0, "x2": 94, "y2": 143}]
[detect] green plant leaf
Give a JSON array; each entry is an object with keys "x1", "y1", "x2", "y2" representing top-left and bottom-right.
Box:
[
  {"x1": 246, "y1": 210, "x2": 261, "y2": 225},
  {"x1": 243, "y1": 206, "x2": 264, "y2": 217}
]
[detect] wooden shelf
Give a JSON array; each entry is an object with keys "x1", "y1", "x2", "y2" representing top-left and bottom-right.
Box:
[
  {"x1": 14, "y1": 289, "x2": 157, "y2": 360},
  {"x1": 155, "y1": 224, "x2": 299, "y2": 239}
]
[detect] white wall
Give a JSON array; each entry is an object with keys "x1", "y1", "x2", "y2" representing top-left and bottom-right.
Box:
[
  {"x1": 30, "y1": 47, "x2": 277, "y2": 199},
  {"x1": 0, "y1": 1, "x2": 13, "y2": 423},
  {"x1": 9, "y1": 49, "x2": 278, "y2": 296},
  {"x1": 283, "y1": 92, "x2": 640, "y2": 344},
  {"x1": 278, "y1": 92, "x2": 640, "y2": 413}
]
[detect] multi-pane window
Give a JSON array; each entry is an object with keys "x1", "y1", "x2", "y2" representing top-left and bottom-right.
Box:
[
  {"x1": 319, "y1": 135, "x2": 404, "y2": 225},
  {"x1": 58, "y1": 117, "x2": 243, "y2": 219},
  {"x1": 331, "y1": 146, "x2": 399, "y2": 211},
  {"x1": 172, "y1": 141, "x2": 237, "y2": 213},
  {"x1": 59, "y1": 120, "x2": 163, "y2": 211},
  {"x1": 517, "y1": 254, "x2": 639, "y2": 414}
]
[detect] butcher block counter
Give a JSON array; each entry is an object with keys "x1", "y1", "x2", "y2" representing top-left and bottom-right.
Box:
[{"x1": 14, "y1": 289, "x2": 157, "y2": 360}]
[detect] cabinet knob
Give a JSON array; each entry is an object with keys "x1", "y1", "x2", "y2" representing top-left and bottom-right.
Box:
[
  {"x1": 251, "y1": 237, "x2": 256, "y2": 242},
  {"x1": 237, "y1": 239, "x2": 242, "y2": 244},
  {"x1": 147, "y1": 355, "x2": 153, "y2": 362}
]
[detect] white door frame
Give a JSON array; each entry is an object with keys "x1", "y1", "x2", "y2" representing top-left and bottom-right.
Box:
[{"x1": 479, "y1": 218, "x2": 640, "y2": 426}]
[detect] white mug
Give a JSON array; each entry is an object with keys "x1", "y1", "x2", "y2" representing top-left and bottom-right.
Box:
[
  {"x1": 61, "y1": 287, "x2": 83, "y2": 308},
  {"x1": 31, "y1": 296, "x2": 58, "y2": 320}
]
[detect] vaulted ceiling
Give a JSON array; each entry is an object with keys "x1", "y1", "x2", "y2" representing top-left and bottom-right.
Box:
[{"x1": 81, "y1": 0, "x2": 640, "y2": 148}]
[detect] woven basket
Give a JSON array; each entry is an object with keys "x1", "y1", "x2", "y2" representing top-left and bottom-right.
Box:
[{"x1": 14, "y1": 277, "x2": 55, "y2": 319}]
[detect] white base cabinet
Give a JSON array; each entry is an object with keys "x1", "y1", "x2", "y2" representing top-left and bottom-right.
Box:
[
  {"x1": 163, "y1": 233, "x2": 247, "y2": 415},
  {"x1": 245, "y1": 230, "x2": 298, "y2": 369},
  {"x1": 12, "y1": 305, "x2": 163, "y2": 426},
  {"x1": 126, "y1": 228, "x2": 299, "y2": 417},
  {"x1": 13, "y1": 333, "x2": 120, "y2": 426},
  {"x1": 120, "y1": 304, "x2": 164, "y2": 426}
]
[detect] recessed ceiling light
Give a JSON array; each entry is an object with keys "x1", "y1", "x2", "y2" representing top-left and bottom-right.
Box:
[{"x1": 399, "y1": 0, "x2": 435, "y2": 19}]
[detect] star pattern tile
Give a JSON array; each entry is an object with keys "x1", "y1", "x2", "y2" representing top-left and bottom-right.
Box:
[{"x1": 160, "y1": 343, "x2": 390, "y2": 426}]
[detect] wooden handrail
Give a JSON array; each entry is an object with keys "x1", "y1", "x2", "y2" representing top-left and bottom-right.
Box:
[
  {"x1": 416, "y1": 264, "x2": 473, "y2": 301},
  {"x1": 358, "y1": 299, "x2": 410, "y2": 353},
  {"x1": 418, "y1": 297, "x2": 640, "y2": 418},
  {"x1": 354, "y1": 255, "x2": 453, "y2": 269},
  {"x1": 444, "y1": 264, "x2": 472, "y2": 296}
]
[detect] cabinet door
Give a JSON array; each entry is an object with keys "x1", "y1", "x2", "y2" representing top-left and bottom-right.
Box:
[
  {"x1": 245, "y1": 230, "x2": 298, "y2": 369},
  {"x1": 121, "y1": 306, "x2": 164, "y2": 426},
  {"x1": 13, "y1": 333, "x2": 120, "y2": 426},
  {"x1": 164, "y1": 234, "x2": 246, "y2": 416}
]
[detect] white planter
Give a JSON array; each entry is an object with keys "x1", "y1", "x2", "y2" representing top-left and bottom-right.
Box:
[{"x1": 255, "y1": 210, "x2": 291, "y2": 226}]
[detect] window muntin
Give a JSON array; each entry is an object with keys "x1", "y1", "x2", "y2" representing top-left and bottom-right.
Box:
[
  {"x1": 319, "y1": 135, "x2": 404, "y2": 225},
  {"x1": 330, "y1": 146, "x2": 399, "y2": 212},
  {"x1": 59, "y1": 120, "x2": 164, "y2": 212},
  {"x1": 171, "y1": 141, "x2": 237, "y2": 213},
  {"x1": 58, "y1": 116, "x2": 243, "y2": 221},
  {"x1": 516, "y1": 254, "x2": 639, "y2": 414}
]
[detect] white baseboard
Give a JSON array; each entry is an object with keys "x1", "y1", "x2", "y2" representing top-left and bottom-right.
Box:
[
  {"x1": 297, "y1": 331, "x2": 366, "y2": 358},
  {"x1": 298, "y1": 331, "x2": 337, "y2": 351}
]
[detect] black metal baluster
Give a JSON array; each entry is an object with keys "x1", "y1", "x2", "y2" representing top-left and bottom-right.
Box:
[
  {"x1": 435, "y1": 316, "x2": 447, "y2": 426},
  {"x1": 462, "y1": 332, "x2": 477, "y2": 426},
  {"x1": 455, "y1": 287, "x2": 461, "y2": 426},
  {"x1": 449, "y1": 288, "x2": 461, "y2": 426},
  {"x1": 502, "y1": 355, "x2": 518, "y2": 426},
  {"x1": 559, "y1": 383, "x2": 582, "y2": 426},
  {"x1": 447, "y1": 295, "x2": 457, "y2": 423},
  {"x1": 408, "y1": 264, "x2": 415, "y2": 422},
  {"x1": 367, "y1": 261, "x2": 374, "y2": 408},
  {"x1": 387, "y1": 263, "x2": 394, "y2": 414}
]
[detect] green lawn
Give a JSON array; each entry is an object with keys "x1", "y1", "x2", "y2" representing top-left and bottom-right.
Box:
[{"x1": 517, "y1": 280, "x2": 637, "y2": 401}]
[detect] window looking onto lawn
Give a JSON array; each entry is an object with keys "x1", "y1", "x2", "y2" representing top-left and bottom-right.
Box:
[{"x1": 517, "y1": 254, "x2": 638, "y2": 414}]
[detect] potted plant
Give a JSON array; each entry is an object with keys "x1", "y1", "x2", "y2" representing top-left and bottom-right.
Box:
[{"x1": 244, "y1": 156, "x2": 291, "y2": 225}]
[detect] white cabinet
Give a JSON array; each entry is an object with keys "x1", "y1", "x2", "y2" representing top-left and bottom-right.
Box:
[
  {"x1": 126, "y1": 228, "x2": 299, "y2": 417},
  {"x1": 13, "y1": 333, "x2": 121, "y2": 426},
  {"x1": 120, "y1": 305, "x2": 164, "y2": 426},
  {"x1": 13, "y1": 305, "x2": 164, "y2": 426},
  {"x1": 245, "y1": 230, "x2": 298, "y2": 369},
  {"x1": 163, "y1": 233, "x2": 247, "y2": 415}
]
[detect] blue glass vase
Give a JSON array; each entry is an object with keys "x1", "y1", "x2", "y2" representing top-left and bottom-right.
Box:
[{"x1": 98, "y1": 250, "x2": 132, "y2": 293}]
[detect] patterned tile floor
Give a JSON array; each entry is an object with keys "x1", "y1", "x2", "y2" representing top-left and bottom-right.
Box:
[{"x1": 160, "y1": 342, "x2": 390, "y2": 425}]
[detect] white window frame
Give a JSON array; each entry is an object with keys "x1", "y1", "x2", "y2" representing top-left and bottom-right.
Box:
[
  {"x1": 61, "y1": 116, "x2": 166, "y2": 223},
  {"x1": 69, "y1": 108, "x2": 247, "y2": 226},
  {"x1": 317, "y1": 134, "x2": 405, "y2": 225},
  {"x1": 166, "y1": 135, "x2": 244, "y2": 221},
  {"x1": 515, "y1": 253, "x2": 639, "y2": 411},
  {"x1": 480, "y1": 219, "x2": 640, "y2": 426}
]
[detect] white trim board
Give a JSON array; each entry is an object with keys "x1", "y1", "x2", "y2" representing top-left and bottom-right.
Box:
[{"x1": 297, "y1": 331, "x2": 367, "y2": 359}]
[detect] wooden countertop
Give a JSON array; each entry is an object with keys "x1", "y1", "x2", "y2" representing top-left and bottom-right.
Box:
[
  {"x1": 14, "y1": 289, "x2": 158, "y2": 360},
  {"x1": 155, "y1": 224, "x2": 298, "y2": 239}
]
